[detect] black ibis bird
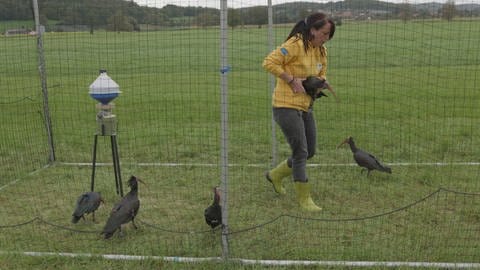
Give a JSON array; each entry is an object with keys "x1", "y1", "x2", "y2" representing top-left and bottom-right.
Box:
[
  {"x1": 302, "y1": 76, "x2": 339, "y2": 102},
  {"x1": 204, "y1": 186, "x2": 222, "y2": 230},
  {"x1": 338, "y1": 137, "x2": 392, "y2": 176},
  {"x1": 302, "y1": 76, "x2": 328, "y2": 100},
  {"x1": 101, "y1": 176, "x2": 142, "y2": 239},
  {"x1": 72, "y1": 191, "x2": 104, "y2": 223}
]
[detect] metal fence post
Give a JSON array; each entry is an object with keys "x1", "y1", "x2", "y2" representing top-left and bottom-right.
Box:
[
  {"x1": 219, "y1": 0, "x2": 229, "y2": 260},
  {"x1": 267, "y1": 0, "x2": 277, "y2": 167},
  {"x1": 32, "y1": 0, "x2": 56, "y2": 163}
]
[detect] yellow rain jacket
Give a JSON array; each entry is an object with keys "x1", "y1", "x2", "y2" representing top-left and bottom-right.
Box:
[{"x1": 263, "y1": 35, "x2": 328, "y2": 112}]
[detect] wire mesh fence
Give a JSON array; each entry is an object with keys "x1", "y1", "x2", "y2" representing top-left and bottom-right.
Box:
[{"x1": 1, "y1": 0, "x2": 480, "y2": 266}]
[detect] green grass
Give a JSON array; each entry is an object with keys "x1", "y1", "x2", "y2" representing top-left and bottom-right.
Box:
[
  {"x1": 0, "y1": 20, "x2": 35, "y2": 33},
  {"x1": 1, "y1": 19, "x2": 480, "y2": 268}
]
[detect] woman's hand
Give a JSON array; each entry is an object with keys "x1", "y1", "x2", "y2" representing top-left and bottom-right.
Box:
[{"x1": 289, "y1": 77, "x2": 305, "y2": 93}]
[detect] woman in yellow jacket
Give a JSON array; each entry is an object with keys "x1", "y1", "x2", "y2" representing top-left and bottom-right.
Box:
[{"x1": 263, "y1": 12, "x2": 335, "y2": 211}]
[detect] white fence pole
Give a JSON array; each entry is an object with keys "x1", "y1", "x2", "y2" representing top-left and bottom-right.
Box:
[
  {"x1": 32, "y1": 0, "x2": 56, "y2": 162},
  {"x1": 219, "y1": 0, "x2": 230, "y2": 260}
]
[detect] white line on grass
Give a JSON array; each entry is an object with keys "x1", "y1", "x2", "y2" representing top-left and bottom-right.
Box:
[
  {"x1": 59, "y1": 161, "x2": 480, "y2": 167},
  {"x1": 0, "y1": 164, "x2": 51, "y2": 192},
  {"x1": 1, "y1": 251, "x2": 479, "y2": 269},
  {"x1": 0, "y1": 251, "x2": 221, "y2": 263},
  {"x1": 238, "y1": 258, "x2": 480, "y2": 268}
]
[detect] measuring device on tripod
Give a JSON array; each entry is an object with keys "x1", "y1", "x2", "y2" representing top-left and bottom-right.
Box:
[{"x1": 88, "y1": 69, "x2": 124, "y2": 196}]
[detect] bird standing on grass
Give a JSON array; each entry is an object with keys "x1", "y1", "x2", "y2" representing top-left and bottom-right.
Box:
[
  {"x1": 338, "y1": 137, "x2": 392, "y2": 176},
  {"x1": 204, "y1": 187, "x2": 222, "y2": 230},
  {"x1": 71, "y1": 191, "x2": 104, "y2": 223},
  {"x1": 101, "y1": 176, "x2": 143, "y2": 239}
]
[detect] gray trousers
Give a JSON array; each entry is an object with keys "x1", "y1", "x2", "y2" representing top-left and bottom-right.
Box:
[{"x1": 273, "y1": 107, "x2": 316, "y2": 182}]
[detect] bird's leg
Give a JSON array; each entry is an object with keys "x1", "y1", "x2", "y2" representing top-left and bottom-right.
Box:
[
  {"x1": 131, "y1": 219, "x2": 138, "y2": 230},
  {"x1": 367, "y1": 170, "x2": 371, "y2": 177},
  {"x1": 118, "y1": 227, "x2": 124, "y2": 238},
  {"x1": 92, "y1": 212, "x2": 96, "y2": 223}
]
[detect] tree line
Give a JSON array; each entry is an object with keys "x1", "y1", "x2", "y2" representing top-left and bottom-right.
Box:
[{"x1": 1, "y1": 0, "x2": 477, "y2": 32}]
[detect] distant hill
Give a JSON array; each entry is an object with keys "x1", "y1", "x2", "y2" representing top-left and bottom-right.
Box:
[{"x1": 1, "y1": 0, "x2": 478, "y2": 31}]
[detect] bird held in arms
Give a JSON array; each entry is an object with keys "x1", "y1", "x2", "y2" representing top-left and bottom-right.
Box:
[
  {"x1": 101, "y1": 175, "x2": 143, "y2": 239},
  {"x1": 71, "y1": 191, "x2": 104, "y2": 224},
  {"x1": 302, "y1": 76, "x2": 339, "y2": 102},
  {"x1": 204, "y1": 186, "x2": 222, "y2": 230},
  {"x1": 338, "y1": 137, "x2": 392, "y2": 176}
]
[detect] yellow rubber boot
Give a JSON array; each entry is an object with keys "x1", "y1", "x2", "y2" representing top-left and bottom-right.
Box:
[
  {"x1": 294, "y1": 182, "x2": 322, "y2": 211},
  {"x1": 265, "y1": 160, "x2": 291, "y2": 195}
]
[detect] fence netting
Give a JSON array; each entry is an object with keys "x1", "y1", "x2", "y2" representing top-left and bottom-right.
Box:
[{"x1": 1, "y1": 0, "x2": 479, "y2": 265}]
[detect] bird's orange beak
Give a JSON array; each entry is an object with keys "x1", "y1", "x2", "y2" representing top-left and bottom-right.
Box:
[
  {"x1": 325, "y1": 83, "x2": 340, "y2": 103},
  {"x1": 337, "y1": 138, "x2": 348, "y2": 148},
  {"x1": 136, "y1": 178, "x2": 147, "y2": 186}
]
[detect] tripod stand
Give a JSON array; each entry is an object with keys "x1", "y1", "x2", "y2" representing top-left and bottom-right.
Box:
[{"x1": 90, "y1": 104, "x2": 123, "y2": 196}]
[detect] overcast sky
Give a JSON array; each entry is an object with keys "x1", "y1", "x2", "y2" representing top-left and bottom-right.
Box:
[{"x1": 133, "y1": 0, "x2": 480, "y2": 9}]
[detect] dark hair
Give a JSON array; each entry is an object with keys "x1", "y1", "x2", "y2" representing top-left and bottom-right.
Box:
[{"x1": 286, "y1": 12, "x2": 336, "y2": 52}]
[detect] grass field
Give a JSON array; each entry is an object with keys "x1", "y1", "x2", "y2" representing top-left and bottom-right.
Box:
[{"x1": 1, "y1": 18, "x2": 480, "y2": 269}]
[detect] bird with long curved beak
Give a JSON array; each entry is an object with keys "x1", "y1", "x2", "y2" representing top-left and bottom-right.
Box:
[
  {"x1": 338, "y1": 136, "x2": 392, "y2": 176},
  {"x1": 101, "y1": 176, "x2": 145, "y2": 239},
  {"x1": 302, "y1": 76, "x2": 340, "y2": 103},
  {"x1": 204, "y1": 186, "x2": 222, "y2": 231}
]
